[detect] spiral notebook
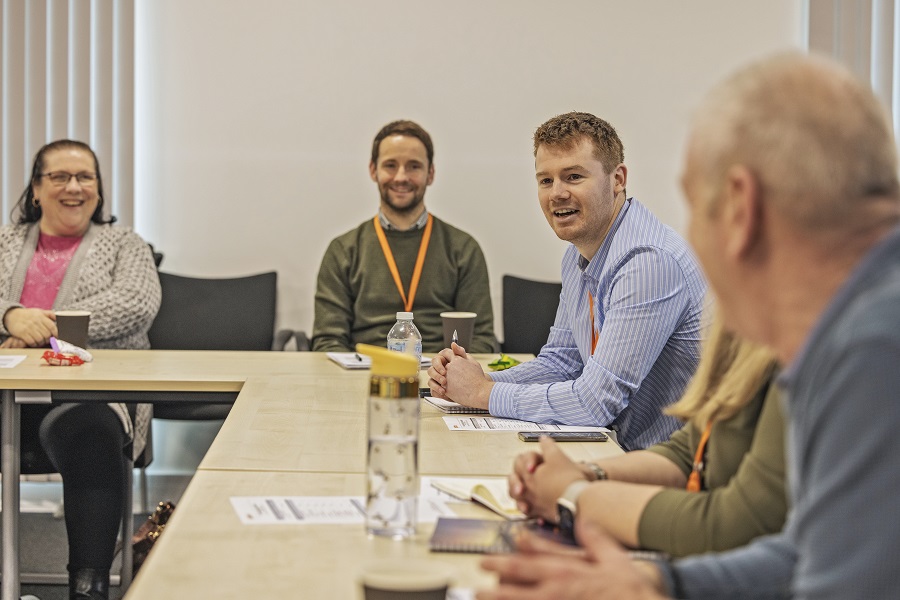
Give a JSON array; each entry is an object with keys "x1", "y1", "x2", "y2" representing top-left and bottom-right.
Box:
[
  {"x1": 429, "y1": 518, "x2": 512, "y2": 553},
  {"x1": 429, "y1": 518, "x2": 577, "y2": 554},
  {"x1": 423, "y1": 396, "x2": 490, "y2": 414}
]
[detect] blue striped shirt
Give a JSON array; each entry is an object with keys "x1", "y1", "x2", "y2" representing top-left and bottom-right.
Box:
[{"x1": 489, "y1": 199, "x2": 707, "y2": 449}]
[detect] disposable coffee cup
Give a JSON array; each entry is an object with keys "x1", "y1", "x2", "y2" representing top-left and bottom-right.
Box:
[
  {"x1": 440, "y1": 311, "x2": 477, "y2": 350},
  {"x1": 360, "y1": 560, "x2": 453, "y2": 600},
  {"x1": 55, "y1": 310, "x2": 91, "y2": 349}
]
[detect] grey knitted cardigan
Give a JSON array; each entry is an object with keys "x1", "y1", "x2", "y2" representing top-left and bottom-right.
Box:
[{"x1": 0, "y1": 222, "x2": 161, "y2": 458}]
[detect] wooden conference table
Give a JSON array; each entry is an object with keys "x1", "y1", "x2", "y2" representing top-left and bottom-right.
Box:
[{"x1": 0, "y1": 349, "x2": 623, "y2": 599}]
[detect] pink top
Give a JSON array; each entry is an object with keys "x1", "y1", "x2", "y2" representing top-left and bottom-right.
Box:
[{"x1": 19, "y1": 233, "x2": 82, "y2": 309}]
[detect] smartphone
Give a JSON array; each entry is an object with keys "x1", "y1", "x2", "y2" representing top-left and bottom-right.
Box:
[{"x1": 517, "y1": 431, "x2": 608, "y2": 442}]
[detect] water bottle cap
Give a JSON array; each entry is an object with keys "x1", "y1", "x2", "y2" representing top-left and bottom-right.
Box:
[{"x1": 396, "y1": 311, "x2": 414, "y2": 320}]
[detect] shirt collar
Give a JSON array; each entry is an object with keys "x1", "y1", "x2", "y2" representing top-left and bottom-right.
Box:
[
  {"x1": 778, "y1": 224, "x2": 900, "y2": 388},
  {"x1": 378, "y1": 209, "x2": 429, "y2": 231},
  {"x1": 578, "y1": 198, "x2": 632, "y2": 272}
]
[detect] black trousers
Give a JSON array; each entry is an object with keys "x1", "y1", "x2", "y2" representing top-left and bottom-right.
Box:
[{"x1": 22, "y1": 402, "x2": 127, "y2": 570}]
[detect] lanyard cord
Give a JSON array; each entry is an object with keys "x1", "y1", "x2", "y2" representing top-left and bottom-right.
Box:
[
  {"x1": 588, "y1": 292, "x2": 599, "y2": 353},
  {"x1": 686, "y1": 421, "x2": 713, "y2": 492},
  {"x1": 373, "y1": 214, "x2": 434, "y2": 313}
]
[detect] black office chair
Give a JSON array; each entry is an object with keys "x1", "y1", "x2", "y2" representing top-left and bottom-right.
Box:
[
  {"x1": 137, "y1": 271, "x2": 304, "y2": 516},
  {"x1": 501, "y1": 275, "x2": 562, "y2": 356},
  {"x1": 147, "y1": 270, "x2": 302, "y2": 420}
]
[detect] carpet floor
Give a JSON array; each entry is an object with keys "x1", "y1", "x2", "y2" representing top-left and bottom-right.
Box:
[{"x1": 10, "y1": 474, "x2": 192, "y2": 600}]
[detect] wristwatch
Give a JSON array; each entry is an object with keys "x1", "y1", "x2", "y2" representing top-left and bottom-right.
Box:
[
  {"x1": 557, "y1": 480, "x2": 591, "y2": 534},
  {"x1": 581, "y1": 461, "x2": 608, "y2": 482}
]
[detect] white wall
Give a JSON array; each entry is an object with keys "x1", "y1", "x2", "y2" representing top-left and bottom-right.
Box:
[{"x1": 134, "y1": 0, "x2": 804, "y2": 341}]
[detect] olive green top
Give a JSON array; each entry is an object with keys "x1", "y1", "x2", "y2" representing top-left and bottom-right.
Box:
[
  {"x1": 312, "y1": 215, "x2": 496, "y2": 353},
  {"x1": 638, "y1": 381, "x2": 787, "y2": 557}
]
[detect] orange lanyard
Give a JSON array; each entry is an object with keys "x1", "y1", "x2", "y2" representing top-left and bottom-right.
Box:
[
  {"x1": 588, "y1": 292, "x2": 599, "y2": 353},
  {"x1": 373, "y1": 214, "x2": 433, "y2": 313},
  {"x1": 686, "y1": 421, "x2": 713, "y2": 492}
]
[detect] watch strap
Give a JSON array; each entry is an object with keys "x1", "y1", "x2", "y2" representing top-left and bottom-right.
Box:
[
  {"x1": 559, "y1": 479, "x2": 591, "y2": 511},
  {"x1": 557, "y1": 479, "x2": 591, "y2": 533}
]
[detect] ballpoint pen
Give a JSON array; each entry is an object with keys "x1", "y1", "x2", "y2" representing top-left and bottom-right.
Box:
[{"x1": 451, "y1": 329, "x2": 458, "y2": 345}]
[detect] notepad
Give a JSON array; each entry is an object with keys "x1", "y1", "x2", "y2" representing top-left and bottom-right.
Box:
[
  {"x1": 423, "y1": 396, "x2": 490, "y2": 414},
  {"x1": 429, "y1": 478, "x2": 526, "y2": 520},
  {"x1": 326, "y1": 352, "x2": 431, "y2": 370}
]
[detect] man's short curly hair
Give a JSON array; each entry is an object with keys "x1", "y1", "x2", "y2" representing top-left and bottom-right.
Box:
[{"x1": 533, "y1": 112, "x2": 624, "y2": 174}]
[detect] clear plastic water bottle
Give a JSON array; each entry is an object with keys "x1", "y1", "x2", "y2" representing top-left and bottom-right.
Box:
[
  {"x1": 386, "y1": 311, "x2": 422, "y2": 365},
  {"x1": 357, "y1": 344, "x2": 420, "y2": 540}
]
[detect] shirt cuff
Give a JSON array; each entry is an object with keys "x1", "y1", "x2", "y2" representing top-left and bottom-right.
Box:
[
  {"x1": 487, "y1": 381, "x2": 518, "y2": 418},
  {"x1": 653, "y1": 559, "x2": 682, "y2": 598}
]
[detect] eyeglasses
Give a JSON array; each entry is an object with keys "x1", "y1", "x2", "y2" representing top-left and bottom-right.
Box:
[{"x1": 41, "y1": 171, "x2": 97, "y2": 187}]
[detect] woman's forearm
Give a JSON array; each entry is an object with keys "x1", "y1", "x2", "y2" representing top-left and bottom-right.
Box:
[
  {"x1": 594, "y1": 450, "x2": 689, "y2": 488},
  {"x1": 576, "y1": 481, "x2": 665, "y2": 548}
]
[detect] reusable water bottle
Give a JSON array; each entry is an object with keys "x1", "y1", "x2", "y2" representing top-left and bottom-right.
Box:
[
  {"x1": 356, "y1": 344, "x2": 420, "y2": 539},
  {"x1": 386, "y1": 311, "x2": 423, "y2": 365}
]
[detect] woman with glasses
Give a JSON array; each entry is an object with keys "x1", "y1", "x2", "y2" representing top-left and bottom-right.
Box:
[{"x1": 0, "y1": 139, "x2": 161, "y2": 600}]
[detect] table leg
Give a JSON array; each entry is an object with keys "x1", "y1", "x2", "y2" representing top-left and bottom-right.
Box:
[{"x1": 1, "y1": 389, "x2": 20, "y2": 600}]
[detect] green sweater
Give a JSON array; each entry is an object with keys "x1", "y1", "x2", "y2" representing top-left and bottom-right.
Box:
[
  {"x1": 638, "y1": 380, "x2": 786, "y2": 557},
  {"x1": 312, "y1": 215, "x2": 496, "y2": 353}
]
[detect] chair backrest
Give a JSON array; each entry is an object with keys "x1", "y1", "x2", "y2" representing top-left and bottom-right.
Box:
[
  {"x1": 501, "y1": 274, "x2": 562, "y2": 356},
  {"x1": 148, "y1": 271, "x2": 277, "y2": 351},
  {"x1": 148, "y1": 243, "x2": 164, "y2": 268}
]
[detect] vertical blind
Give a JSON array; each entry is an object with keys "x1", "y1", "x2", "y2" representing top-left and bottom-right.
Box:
[{"x1": 0, "y1": 0, "x2": 134, "y2": 226}]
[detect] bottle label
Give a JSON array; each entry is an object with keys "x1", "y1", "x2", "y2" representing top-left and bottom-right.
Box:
[
  {"x1": 387, "y1": 340, "x2": 407, "y2": 353},
  {"x1": 387, "y1": 340, "x2": 422, "y2": 359}
]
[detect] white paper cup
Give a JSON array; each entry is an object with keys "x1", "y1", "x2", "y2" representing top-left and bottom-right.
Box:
[
  {"x1": 440, "y1": 311, "x2": 477, "y2": 350},
  {"x1": 360, "y1": 560, "x2": 454, "y2": 600}
]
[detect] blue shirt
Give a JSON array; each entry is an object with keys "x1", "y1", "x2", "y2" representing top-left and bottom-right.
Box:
[
  {"x1": 489, "y1": 198, "x2": 707, "y2": 449},
  {"x1": 667, "y1": 225, "x2": 900, "y2": 599}
]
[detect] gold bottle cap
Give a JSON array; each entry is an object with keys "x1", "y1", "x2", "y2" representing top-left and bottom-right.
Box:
[{"x1": 356, "y1": 343, "x2": 419, "y2": 378}]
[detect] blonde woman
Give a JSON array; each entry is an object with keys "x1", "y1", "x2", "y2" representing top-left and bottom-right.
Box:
[{"x1": 508, "y1": 318, "x2": 785, "y2": 557}]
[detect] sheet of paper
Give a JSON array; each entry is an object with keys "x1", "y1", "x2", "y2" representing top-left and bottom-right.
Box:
[
  {"x1": 230, "y1": 496, "x2": 366, "y2": 525},
  {"x1": 442, "y1": 416, "x2": 609, "y2": 433},
  {"x1": 231, "y1": 493, "x2": 455, "y2": 526},
  {"x1": 0, "y1": 355, "x2": 27, "y2": 368}
]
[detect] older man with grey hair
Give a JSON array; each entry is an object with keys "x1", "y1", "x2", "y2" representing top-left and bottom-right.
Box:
[{"x1": 477, "y1": 52, "x2": 900, "y2": 600}]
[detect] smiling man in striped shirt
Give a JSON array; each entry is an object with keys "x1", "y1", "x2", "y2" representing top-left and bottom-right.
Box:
[{"x1": 429, "y1": 112, "x2": 707, "y2": 449}]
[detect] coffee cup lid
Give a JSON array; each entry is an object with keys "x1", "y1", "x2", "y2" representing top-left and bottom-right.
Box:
[{"x1": 359, "y1": 560, "x2": 454, "y2": 591}]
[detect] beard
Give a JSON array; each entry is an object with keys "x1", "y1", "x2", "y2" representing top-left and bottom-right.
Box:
[{"x1": 379, "y1": 185, "x2": 426, "y2": 214}]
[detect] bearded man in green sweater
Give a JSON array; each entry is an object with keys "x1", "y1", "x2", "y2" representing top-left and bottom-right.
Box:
[{"x1": 312, "y1": 120, "x2": 496, "y2": 353}]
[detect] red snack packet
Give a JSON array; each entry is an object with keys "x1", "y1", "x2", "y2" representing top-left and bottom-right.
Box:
[{"x1": 41, "y1": 350, "x2": 85, "y2": 366}]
